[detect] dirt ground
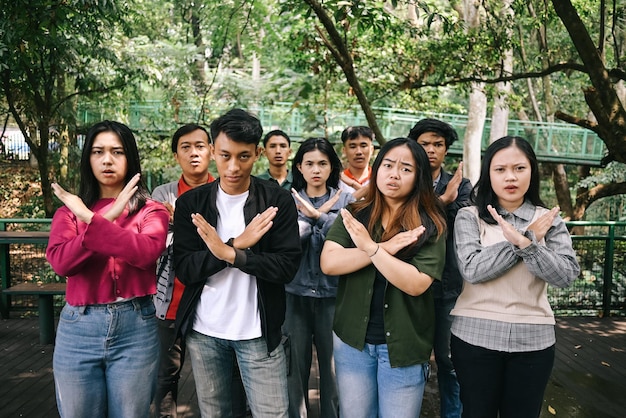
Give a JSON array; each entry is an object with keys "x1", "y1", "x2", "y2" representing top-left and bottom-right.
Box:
[{"x1": 0, "y1": 160, "x2": 42, "y2": 218}]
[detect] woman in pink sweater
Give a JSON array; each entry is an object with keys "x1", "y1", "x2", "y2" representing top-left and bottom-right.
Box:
[{"x1": 46, "y1": 120, "x2": 169, "y2": 418}]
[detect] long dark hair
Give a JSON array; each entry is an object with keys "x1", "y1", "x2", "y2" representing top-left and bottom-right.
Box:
[
  {"x1": 472, "y1": 136, "x2": 545, "y2": 224},
  {"x1": 78, "y1": 120, "x2": 150, "y2": 215},
  {"x1": 291, "y1": 137, "x2": 342, "y2": 191},
  {"x1": 351, "y1": 138, "x2": 446, "y2": 243}
]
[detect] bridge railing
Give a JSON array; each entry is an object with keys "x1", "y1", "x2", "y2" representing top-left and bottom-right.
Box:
[
  {"x1": 76, "y1": 101, "x2": 607, "y2": 166},
  {"x1": 0, "y1": 218, "x2": 624, "y2": 317}
]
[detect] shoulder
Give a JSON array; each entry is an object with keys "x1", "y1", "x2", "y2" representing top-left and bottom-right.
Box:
[
  {"x1": 152, "y1": 180, "x2": 177, "y2": 199},
  {"x1": 255, "y1": 171, "x2": 270, "y2": 180}
]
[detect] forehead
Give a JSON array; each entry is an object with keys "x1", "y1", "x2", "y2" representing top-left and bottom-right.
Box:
[
  {"x1": 384, "y1": 145, "x2": 415, "y2": 164},
  {"x1": 213, "y1": 132, "x2": 257, "y2": 153},
  {"x1": 490, "y1": 145, "x2": 530, "y2": 165},
  {"x1": 178, "y1": 129, "x2": 209, "y2": 145},
  {"x1": 92, "y1": 131, "x2": 123, "y2": 148},
  {"x1": 344, "y1": 135, "x2": 372, "y2": 146},
  {"x1": 416, "y1": 132, "x2": 445, "y2": 143},
  {"x1": 266, "y1": 135, "x2": 289, "y2": 146},
  {"x1": 302, "y1": 149, "x2": 328, "y2": 161}
]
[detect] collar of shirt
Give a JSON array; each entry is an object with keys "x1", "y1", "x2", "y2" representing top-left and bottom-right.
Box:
[
  {"x1": 432, "y1": 171, "x2": 441, "y2": 190},
  {"x1": 497, "y1": 199, "x2": 536, "y2": 224}
]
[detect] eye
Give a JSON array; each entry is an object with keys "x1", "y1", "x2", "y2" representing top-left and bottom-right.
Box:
[{"x1": 240, "y1": 155, "x2": 251, "y2": 161}]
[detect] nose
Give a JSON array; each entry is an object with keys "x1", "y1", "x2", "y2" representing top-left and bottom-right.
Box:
[
  {"x1": 226, "y1": 157, "x2": 239, "y2": 172},
  {"x1": 102, "y1": 151, "x2": 113, "y2": 164}
]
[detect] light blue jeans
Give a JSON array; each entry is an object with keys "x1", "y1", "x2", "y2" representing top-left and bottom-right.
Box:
[
  {"x1": 434, "y1": 296, "x2": 462, "y2": 418},
  {"x1": 333, "y1": 333, "x2": 429, "y2": 418},
  {"x1": 186, "y1": 330, "x2": 289, "y2": 418},
  {"x1": 53, "y1": 297, "x2": 159, "y2": 418}
]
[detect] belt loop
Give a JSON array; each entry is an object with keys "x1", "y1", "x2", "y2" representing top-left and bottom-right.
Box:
[
  {"x1": 131, "y1": 297, "x2": 142, "y2": 311},
  {"x1": 77, "y1": 305, "x2": 87, "y2": 315}
]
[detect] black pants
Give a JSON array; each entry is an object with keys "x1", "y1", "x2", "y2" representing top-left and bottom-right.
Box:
[{"x1": 451, "y1": 335, "x2": 555, "y2": 418}]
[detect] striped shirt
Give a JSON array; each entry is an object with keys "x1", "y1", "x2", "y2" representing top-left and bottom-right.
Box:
[{"x1": 451, "y1": 201, "x2": 579, "y2": 352}]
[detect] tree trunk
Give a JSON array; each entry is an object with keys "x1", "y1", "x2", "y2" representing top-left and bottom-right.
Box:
[
  {"x1": 490, "y1": 0, "x2": 513, "y2": 142},
  {"x1": 462, "y1": 0, "x2": 486, "y2": 184}
]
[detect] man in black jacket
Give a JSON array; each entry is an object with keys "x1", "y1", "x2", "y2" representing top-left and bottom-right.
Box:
[
  {"x1": 173, "y1": 108, "x2": 301, "y2": 417},
  {"x1": 408, "y1": 118, "x2": 472, "y2": 418}
]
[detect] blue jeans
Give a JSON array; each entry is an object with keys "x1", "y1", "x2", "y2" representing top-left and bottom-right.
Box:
[
  {"x1": 186, "y1": 330, "x2": 289, "y2": 418},
  {"x1": 53, "y1": 297, "x2": 159, "y2": 418},
  {"x1": 283, "y1": 294, "x2": 338, "y2": 418},
  {"x1": 333, "y1": 333, "x2": 429, "y2": 418},
  {"x1": 434, "y1": 297, "x2": 462, "y2": 418}
]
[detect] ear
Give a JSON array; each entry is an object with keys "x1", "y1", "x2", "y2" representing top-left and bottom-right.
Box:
[
  {"x1": 296, "y1": 163, "x2": 303, "y2": 173},
  {"x1": 209, "y1": 144, "x2": 216, "y2": 160},
  {"x1": 254, "y1": 146, "x2": 262, "y2": 161}
]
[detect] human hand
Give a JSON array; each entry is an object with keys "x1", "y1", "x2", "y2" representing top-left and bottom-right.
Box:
[
  {"x1": 233, "y1": 206, "x2": 278, "y2": 249},
  {"x1": 103, "y1": 173, "x2": 140, "y2": 222},
  {"x1": 527, "y1": 206, "x2": 559, "y2": 242},
  {"x1": 440, "y1": 162, "x2": 463, "y2": 205},
  {"x1": 487, "y1": 204, "x2": 530, "y2": 248},
  {"x1": 163, "y1": 202, "x2": 175, "y2": 224},
  {"x1": 51, "y1": 183, "x2": 94, "y2": 224},
  {"x1": 340, "y1": 208, "x2": 377, "y2": 255},
  {"x1": 318, "y1": 189, "x2": 343, "y2": 214},
  {"x1": 191, "y1": 213, "x2": 233, "y2": 261},
  {"x1": 341, "y1": 172, "x2": 361, "y2": 190},
  {"x1": 292, "y1": 189, "x2": 320, "y2": 219},
  {"x1": 380, "y1": 226, "x2": 425, "y2": 255}
]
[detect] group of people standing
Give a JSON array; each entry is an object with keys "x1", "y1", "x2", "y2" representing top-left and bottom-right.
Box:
[{"x1": 46, "y1": 107, "x2": 579, "y2": 418}]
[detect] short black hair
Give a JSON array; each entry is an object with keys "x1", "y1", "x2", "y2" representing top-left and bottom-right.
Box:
[
  {"x1": 171, "y1": 124, "x2": 210, "y2": 153},
  {"x1": 210, "y1": 108, "x2": 263, "y2": 145},
  {"x1": 340, "y1": 126, "x2": 374, "y2": 144},
  {"x1": 262, "y1": 129, "x2": 291, "y2": 147},
  {"x1": 407, "y1": 118, "x2": 458, "y2": 150}
]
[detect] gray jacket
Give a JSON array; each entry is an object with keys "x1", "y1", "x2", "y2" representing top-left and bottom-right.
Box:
[{"x1": 152, "y1": 181, "x2": 178, "y2": 320}]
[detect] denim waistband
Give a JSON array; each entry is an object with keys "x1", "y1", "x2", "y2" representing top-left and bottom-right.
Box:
[{"x1": 75, "y1": 295, "x2": 152, "y2": 313}]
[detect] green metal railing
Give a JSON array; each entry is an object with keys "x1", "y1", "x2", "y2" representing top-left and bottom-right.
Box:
[
  {"x1": 1, "y1": 218, "x2": 624, "y2": 317},
  {"x1": 77, "y1": 101, "x2": 608, "y2": 166}
]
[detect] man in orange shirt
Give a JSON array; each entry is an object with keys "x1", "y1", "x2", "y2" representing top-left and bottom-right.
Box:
[
  {"x1": 338, "y1": 126, "x2": 374, "y2": 200},
  {"x1": 152, "y1": 124, "x2": 214, "y2": 417}
]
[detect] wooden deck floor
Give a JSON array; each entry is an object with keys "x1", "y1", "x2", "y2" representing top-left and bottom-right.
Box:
[{"x1": 1, "y1": 316, "x2": 624, "y2": 418}]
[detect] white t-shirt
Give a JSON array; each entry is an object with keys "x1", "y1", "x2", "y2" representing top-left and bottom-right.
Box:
[{"x1": 192, "y1": 186, "x2": 262, "y2": 340}]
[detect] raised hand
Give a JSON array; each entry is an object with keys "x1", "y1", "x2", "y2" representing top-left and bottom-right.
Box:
[
  {"x1": 292, "y1": 188, "x2": 320, "y2": 219},
  {"x1": 527, "y1": 206, "x2": 559, "y2": 242},
  {"x1": 162, "y1": 202, "x2": 175, "y2": 225},
  {"x1": 341, "y1": 172, "x2": 362, "y2": 190},
  {"x1": 51, "y1": 183, "x2": 94, "y2": 224},
  {"x1": 318, "y1": 189, "x2": 343, "y2": 214},
  {"x1": 380, "y1": 226, "x2": 425, "y2": 255},
  {"x1": 340, "y1": 208, "x2": 378, "y2": 256},
  {"x1": 233, "y1": 206, "x2": 278, "y2": 249},
  {"x1": 103, "y1": 173, "x2": 140, "y2": 222},
  {"x1": 191, "y1": 213, "x2": 233, "y2": 262},
  {"x1": 440, "y1": 162, "x2": 463, "y2": 205},
  {"x1": 487, "y1": 204, "x2": 530, "y2": 249}
]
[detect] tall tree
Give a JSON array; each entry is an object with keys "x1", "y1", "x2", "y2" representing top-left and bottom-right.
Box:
[{"x1": 0, "y1": 0, "x2": 139, "y2": 216}]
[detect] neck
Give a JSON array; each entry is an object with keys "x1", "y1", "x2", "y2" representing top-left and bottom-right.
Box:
[
  {"x1": 269, "y1": 165, "x2": 287, "y2": 180},
  {"x1": 306, "y1": 184, "x2": 327, "y2": 198},
  {"x1": 182, "y1": 173, "x2": 208, "y2": 189},
  {"x1": 348, "y1": 167, "x2": 368, "y2": 182},
  {"x1": 431, "y1": 166, "x2": 442, "y2": 181},
  {"x1": 100, "y1": 185, "x2": 124, "y2": 199}
]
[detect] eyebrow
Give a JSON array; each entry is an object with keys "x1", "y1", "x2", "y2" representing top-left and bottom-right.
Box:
[{"x1": 383, "y1": 157, "x2": 414, "y2": 167}]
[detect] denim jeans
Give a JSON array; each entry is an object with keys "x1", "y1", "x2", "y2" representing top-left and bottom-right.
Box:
[
  {"x1": 186, "y1": 330, "x2": 289, "y2": 418},
  {"x1": 53, "y1": 297, "x2": 159, "y2": 418},
  {"x1": 153, "y1": 319, "x2": 185, "y2": 418},
  {"x1": 333, "y1": 333, "x2": 429, "y2": 418},
  {"x1": 451, "y1": 335, "x2": 555, "y2": 418},
  {"x1": 433, "y1": 297, "x2": 462, "y2": 418},
  {"x1": 283, "y1": 294, "x2": 338, "y2": 418}
]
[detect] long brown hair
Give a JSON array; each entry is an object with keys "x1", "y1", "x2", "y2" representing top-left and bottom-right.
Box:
[{"x1": 351, "y1": 138, "x2": 446, "y2": 243}]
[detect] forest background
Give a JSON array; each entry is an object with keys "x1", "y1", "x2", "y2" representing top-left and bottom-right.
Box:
[{"x1": 1, "y1": 0, "x2": 626, "y2": 222}]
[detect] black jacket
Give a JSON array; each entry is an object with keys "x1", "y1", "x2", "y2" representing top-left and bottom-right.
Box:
[
  {"x1": 172, "y1": 177, "x2": 302, "y2": 353},
  {"x1": 433, "y1": 170, "x2": 472, "y2": 299}
]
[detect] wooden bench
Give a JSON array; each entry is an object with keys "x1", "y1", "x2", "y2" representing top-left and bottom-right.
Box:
[{"x1": 2, "y1": 282, "x2": 66, "y2": 344}]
